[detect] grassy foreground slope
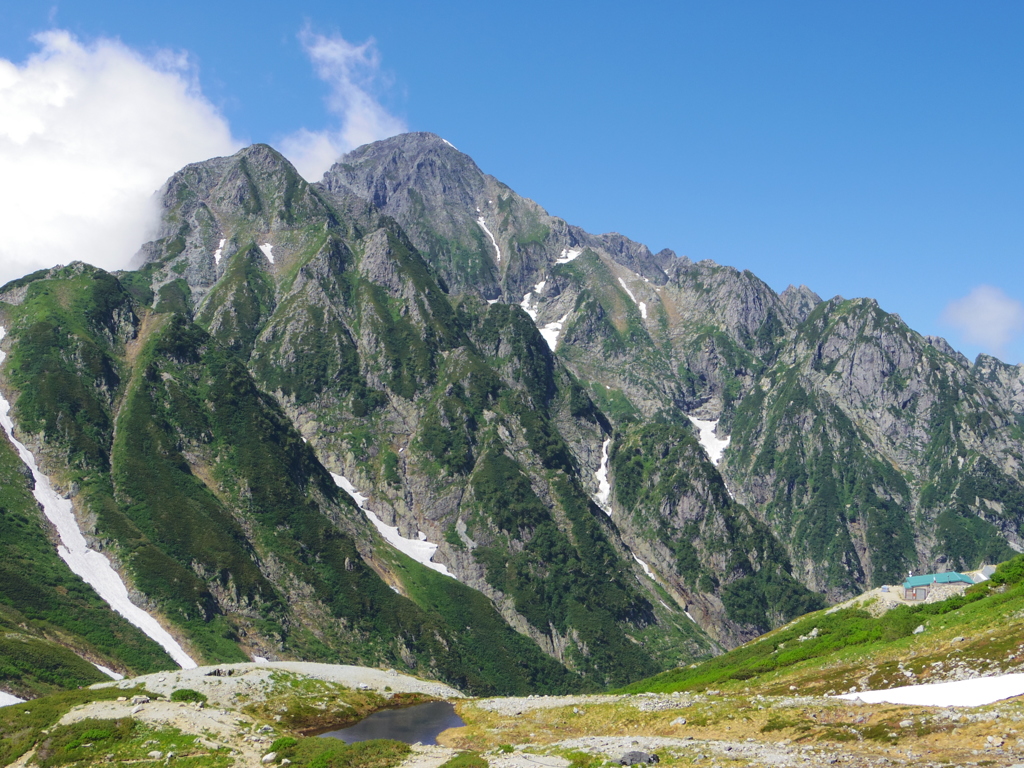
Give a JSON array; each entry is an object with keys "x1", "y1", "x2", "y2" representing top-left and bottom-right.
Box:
[{"x1": 622, "y1": 554, "x2": 1024, "y2": 697}]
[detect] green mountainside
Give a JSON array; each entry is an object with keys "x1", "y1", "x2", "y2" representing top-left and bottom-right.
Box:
[
  {"x1": 1, "y1": 133, "x2": 1022, "y2": 701},
  {"x1": 0, "y1": 427, "x2": 174, "y2": 699},
  {"x1": 622, "y1": 553, "x2": 1024, "y2": 698}
]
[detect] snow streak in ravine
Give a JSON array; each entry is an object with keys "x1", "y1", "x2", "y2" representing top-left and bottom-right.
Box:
[
  {"x1": 330, "y1": 473, "x2": 455, "y2": 579},
  {"x1": 594, "y1": 438, "x2": 612, "y2": 514},
  {"x1": 0, "y1": 327, "x2": 197, "y2": 669},
  {"x1": 476, "y1": 217, "x2": 502, "y2": 264},
  {"x1": 539, "y1": 313, "x2": 569, "y2": 351}
]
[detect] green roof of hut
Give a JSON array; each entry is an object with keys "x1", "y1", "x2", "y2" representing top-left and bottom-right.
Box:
[{"x1": 903, "y1": 572, "x2": 974, "y2": 589}]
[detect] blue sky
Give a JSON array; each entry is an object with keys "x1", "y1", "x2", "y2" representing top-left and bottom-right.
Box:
[{"x1": 1, "y1": 1, "x2": 1022, "y2": 363}]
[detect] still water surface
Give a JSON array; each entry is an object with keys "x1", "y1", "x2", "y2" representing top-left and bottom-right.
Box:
[{"x1": 319, "y1": 700, "x2": 464, "y2": 745}]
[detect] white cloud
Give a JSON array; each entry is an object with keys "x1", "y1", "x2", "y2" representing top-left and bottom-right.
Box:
[
  {"x1": 280, "y1": 29, "x2": 407, "y2": 182},
  {"x1": 0, "y1": 30, "x2": 241, "y2": 289},
  {"x1": 941, "y1": 285, "x2": 1024, "y2": 359}
]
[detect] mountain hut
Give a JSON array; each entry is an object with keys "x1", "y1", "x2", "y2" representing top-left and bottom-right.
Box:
[{"x1": 903, "y1": 571, "x2": 974, "y2": 601}]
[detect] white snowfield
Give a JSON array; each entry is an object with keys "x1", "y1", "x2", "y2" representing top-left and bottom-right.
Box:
[
  {"x1": 687, "y1": 416, "x2": 730, "y2": 466},
  {"x1": 213, "y1": 238, "x2": 225, "y2": 265},
  {"x1": 259, "y1": 242, "x2": 275, "y2": 264},
  {"x1": 838, "y1": 672, "x2": 1024, "y2": 708},
  {"x1": 594, "y1": 438, "x2": 612, "y2": 514},
  {"x1": 555, "y1": 248, "x2": 581, "y2": 264},
  {"x1": 0, "y1": 327, "x2": 197, "y2": 669},
  {"x1": 638, "y1": 301, "x2": 647, "y2": 320},
  {"x1": 476, "y1": 217, "x2": 502, "y2": 264},
  {"x1": 330, "y1": 473, "x2": 455, "y2": 579},
  {"x1": 539, "y1": 313, "x2": 569, "y2": 351},
  {"x1": 0, "y1": 692, "x2": 25, "y2": 707}
]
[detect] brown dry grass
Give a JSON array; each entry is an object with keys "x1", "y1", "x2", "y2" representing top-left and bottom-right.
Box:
[{"x1": 440, "y1": 693, "x2": 1024, "y2": 767}]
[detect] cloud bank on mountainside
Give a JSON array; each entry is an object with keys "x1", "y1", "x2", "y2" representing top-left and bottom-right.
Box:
[{"x1": 0, "y1": 30, "x2": 241, "y2": 288}]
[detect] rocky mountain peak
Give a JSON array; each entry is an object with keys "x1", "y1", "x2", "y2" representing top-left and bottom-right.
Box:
[
  {"x1": 925, "y1": 335, "x2": 970, "y2": 367},
  {"x1": 779, "y1": 284, "x2": 823, "y2": 323},
  {"x1": 320, "y1": 132, "x2": 486, "y2": 209}
]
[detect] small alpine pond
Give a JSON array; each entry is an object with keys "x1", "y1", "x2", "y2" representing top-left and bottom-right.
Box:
[{"x1": 319, "y1": 700, "x2": 464, "y2": 745}]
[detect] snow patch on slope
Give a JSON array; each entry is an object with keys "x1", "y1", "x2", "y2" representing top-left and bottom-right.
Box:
[
  {"x1": 0, "y1": 692, "x2": 25, "y2": 708},
  {"x1": 539, "y1": 313, "x2": 569, "y2": 351},
  {"x1": 632, "y1": 554, "x2": 655, "y2": 580},
  {"x1": 617, "y1": 278, "x2": 638, "y2": 304},
  {"x1": 441, "y1": 138, "x2": 458, "y2": 150},
  {"x1": 521, "y1": 281, "x2": 550, "y2": 325},
  {"x1": 555, "y1": 248, "x2": 581, "y2": 264},
  {"x1": 330, "y1": 473, "x2": 455, "y2": 579},
  {"x1": 838, "y1": 672, "x2": 1024, "y2": 708},
  {"x1": 0, "y1": 327, "x2": 197, "y2": 669},
  {"x1": 594, "y1": 438, "x2": 612, "y2": 514},
  {"x1": 476, "y1": 217, "x2": 502, "y2": 264},
  {"x1": 618, "y1": 277, "x2": 648, "y2": 320},
  {"x1": 520, "y1": 291, "x2": 539, "y2": 321},
  {"x1": 213, "y1": 238, "x2": 225, "y2": 265},
  {"x1": 687, "y1": 416, "x2": 730, "y2": 466},
  {"x1": 94, "y1": 663, "x2": 124, "y2": 680},
  {"x1": 259, "y1": 243, "x2": 275, "y2": 264}
]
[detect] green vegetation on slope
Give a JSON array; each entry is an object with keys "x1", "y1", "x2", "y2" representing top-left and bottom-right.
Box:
[
  {"x1": 377, "y1": 548, "x2": 588, "y2": 695},
  {"x1": 2, "y1": 265, "x2": 133, "y2": 472},
  {"x1": 622, "y1": 553, "x2": 1024, "y2": 696},
  {"x1": 0, "y1": 685, "x2": 149, "y2": 766},
  {"x1": 0, "y1": 405, "x2": 173, "y2": 699},
  {"x1": 471, "y1": 448, "x2": 662, "y2": 687},
  {"x1": 613, "y1": 421, "x2": 825, "y2": 633},
  {"x1": 729, "y1": 369, "x2": 916, "y2": 591}
]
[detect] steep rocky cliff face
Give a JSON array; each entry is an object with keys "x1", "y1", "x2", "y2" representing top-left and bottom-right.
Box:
[
  {"x1": 319, "y1": 134, "x2": 795, "y2": 422},
  {"x1": 2, "y1": 133, "x2": 1022, "y2": 696}
]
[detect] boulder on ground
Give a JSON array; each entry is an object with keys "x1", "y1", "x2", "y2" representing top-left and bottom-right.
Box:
[{"x1": 619, "y1": 751, "x2": 659, "y2": 765}]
